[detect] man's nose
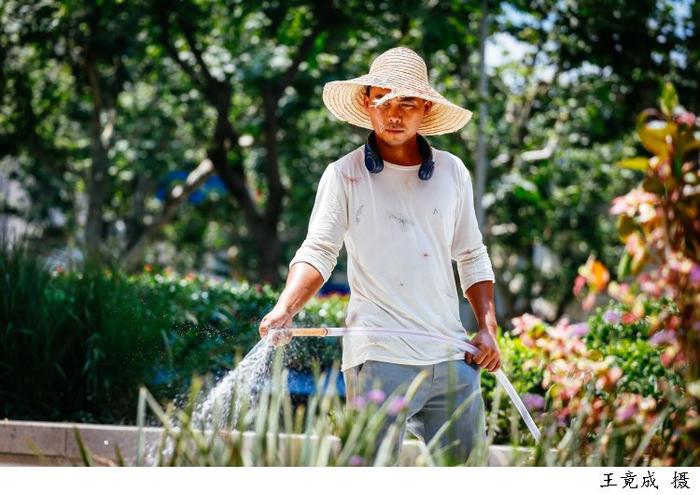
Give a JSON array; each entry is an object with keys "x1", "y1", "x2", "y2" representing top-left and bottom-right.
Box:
[{"x1": 387, "y1": 106, "x2": 402, "y2": 123}]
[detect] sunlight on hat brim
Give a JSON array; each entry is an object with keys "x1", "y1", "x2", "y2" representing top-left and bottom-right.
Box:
[{"x1": 322, "y1": 79, "x2": 473, "y2": 136}]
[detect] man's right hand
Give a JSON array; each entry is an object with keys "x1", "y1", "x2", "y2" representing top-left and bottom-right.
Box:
[{"x1": 258, "y1": 305, "x2": 293, "y2": 339}]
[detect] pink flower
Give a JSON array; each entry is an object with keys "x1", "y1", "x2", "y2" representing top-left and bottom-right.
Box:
[
  {"x1": 367, "y1": 389, "x2": 386, "y2": 404},
  {"x1": 616, "y1": 403, "x2": 638, "y2": 423},
  {"x1": 608, "y1": 367, "x2": 623, "y2": 385},
  {"x1": 609, "y1": 188, "x2": 659, "y2": 217},
  {"x1": 573, "y1": 275, "x2": 586, "y2": 296},
  {"x1": 675, "y1": 111, "x2": 697, "y2": 126},
  {"x1": 521, "y1": 393, "x2": 545, "y2": 411},
  {"x1": 388, "y1": 396, "x2": 408, "y2": 415},
  {"x1": 640, "y1": 278, "x2": 663, "y2": 298},
  {"x1": 582, "y1": 292, "x2": 596, "y2": 311},
  {"x1": 649, "y1": 329, "x2": 675, "y2": 347},
  {"x1": 569, "y1": 322, "x2": 589, "y2": 338},
  {"x1": 349, "y1": 455, "x2": 364, "y2": 466},
  {"x1": 603, "y1": 310, "x2": 621, "y2": 324},
  {"x1": 350, "y1": 396, "x2": 366, "y2": 409},
  {"x1": 690, "y1": 264, "x2": 700, "y2": 288},
  {"x1": 510, "y1": 313, "x2": 544, "y2": 335}
]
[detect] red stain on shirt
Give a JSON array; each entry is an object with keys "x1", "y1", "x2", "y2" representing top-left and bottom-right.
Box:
[{"x1": 342, "y1": 173, "x2": 361, "y2": 185}]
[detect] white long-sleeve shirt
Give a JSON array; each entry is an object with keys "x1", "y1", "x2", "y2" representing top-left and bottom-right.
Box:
[{"x1": 289, "y1": 144, "x2": 495, "y2": 371}]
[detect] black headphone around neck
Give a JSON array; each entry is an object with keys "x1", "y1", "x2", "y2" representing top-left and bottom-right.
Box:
[{"x1": 363, "y1": 131, "x2": 435, "y2": 180}]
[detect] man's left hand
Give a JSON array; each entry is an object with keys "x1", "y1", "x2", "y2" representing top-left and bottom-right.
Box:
[{"x1": 465, "y1": 328, "x2": 501, "y2": 373}]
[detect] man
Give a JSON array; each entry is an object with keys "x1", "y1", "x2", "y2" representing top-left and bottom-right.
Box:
[{"x1": 258, "y1": 47, "x2": 500, "y2": 464}]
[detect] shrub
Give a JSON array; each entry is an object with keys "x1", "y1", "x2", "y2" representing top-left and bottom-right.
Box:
[{"x1": 0, "y1": 244, "x2": 345, "y2": 423}]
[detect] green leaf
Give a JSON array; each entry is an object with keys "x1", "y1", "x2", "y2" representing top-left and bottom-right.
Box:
[
  {"x1": 659, "y1": 81, "x2": 679, "y2": 117},
  {"x1": 615, "y1": 157, "x2": 649, "y2": 171},
  {"x1": 73, "y1": 427, "x2": 94, "y2": 466},
  {"x1": 617, "y1": 251, "x2": 631, "y2": 280},
  {"x1": 638, "y1": 121, "x2": 677, "y2": 158}
]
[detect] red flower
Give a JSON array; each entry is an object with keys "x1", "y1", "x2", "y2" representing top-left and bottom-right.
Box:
[{"x1": 621, "y1": 312, "x2": 638, "y2": 325}]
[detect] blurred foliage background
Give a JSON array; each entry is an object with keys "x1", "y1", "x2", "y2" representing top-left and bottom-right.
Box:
[{"x1": 2, "y1": 0, "x2": 698, "y2": 322}]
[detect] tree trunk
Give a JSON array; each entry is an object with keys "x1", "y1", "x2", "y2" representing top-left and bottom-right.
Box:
[
  {"x1": 83, "y1": 52, "x2": 111, "y2": 264},
  {"x1": 474, "y1": 0, "x2": 490, "y2": 230}
]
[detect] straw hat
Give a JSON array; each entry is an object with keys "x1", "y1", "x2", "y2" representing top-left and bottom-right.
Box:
[{"x1": 322, "y1": 47, "x2": 473, "y2": 136}]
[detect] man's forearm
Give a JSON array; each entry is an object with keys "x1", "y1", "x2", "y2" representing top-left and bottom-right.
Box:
[
  {"x1": 275, "y1": 262, "x2": 325, "y2": 316},
  {"x1": 464, "y1": 280, "x2": 498, "y2": 338}
]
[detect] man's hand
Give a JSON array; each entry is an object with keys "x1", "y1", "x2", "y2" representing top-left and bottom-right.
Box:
[
  {"x1": 258, "y1": 305, "x2": 293, "y2": 339},
  {"x1": 465, "y1": 328, "x2": 501, "y2": 373}
]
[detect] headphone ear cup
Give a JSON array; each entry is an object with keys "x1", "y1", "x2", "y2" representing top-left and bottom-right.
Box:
[
  {"x1": 417, "y1": 134, "x2": 434, "y2": 181},
  {"x1": 418, "y1": 162, "x2": 434, "y2": 180},
  {"x1": 364, "y1": 147, "x2": 379, "y2": 172},
  {"x1": 364, "y1": 135, "x2": 384, "y2": 174}
]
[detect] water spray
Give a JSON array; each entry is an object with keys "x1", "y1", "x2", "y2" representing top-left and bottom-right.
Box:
[{"x1": 268, "y1": 325, "x2": 541, "y2": 442}]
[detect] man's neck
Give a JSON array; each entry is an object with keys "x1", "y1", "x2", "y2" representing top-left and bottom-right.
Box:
[{"x1": 375, "y1": 134, "x2": 422, "y2": 166}]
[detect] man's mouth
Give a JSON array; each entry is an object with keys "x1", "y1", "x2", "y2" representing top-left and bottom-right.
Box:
[{"x1": 385, "y1": 129, "x2": 404, "y2": 133}]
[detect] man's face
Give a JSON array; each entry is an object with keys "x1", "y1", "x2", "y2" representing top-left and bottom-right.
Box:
[{"x1": 363, "y1": 86, "x2": 432, "y2": 147}]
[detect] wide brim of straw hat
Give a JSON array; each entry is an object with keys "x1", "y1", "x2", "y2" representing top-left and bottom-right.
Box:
[{"x1": 322, "y1": 75, "x2": 473, "y2": 136}]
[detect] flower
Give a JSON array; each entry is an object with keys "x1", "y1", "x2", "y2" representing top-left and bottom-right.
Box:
[
  {"x1": 582, "y1": 292, "x2": 597, "y2": 311},
  {"x1": 690, "y1": 263, "x2": 700, "y2": 288},
  {"x1": 510, "y1": 313, "x2": 545, "y2": 335},
  {"x1": 621, "y1": 312, "x2": 639, "y2": 325},
  {"x1": 603, "y1": 310, "x2": 621, "y2": 324},
  {"x1": 349, "y1": 455, "x2": 364, "y2": 466},
  {"x1": 388, "y1": 396, "x2": 408, "y2": 415},
  {"x1": 350, "y1": 396, "x2": 366, "y2": 409},
  {"x1": 609, "y1": 188, "x2": 659, "y2": 218},
  {"x1": 367, "y1": 389, "x2": 386, "y2": 404},
  {"x1": 608, "y1": 367, "x2": 623, "y2": 384},
  {"x1": 521, "y1": 393, "x2": 545, "y2": 411},
  {"x1": 675, "y1": 111, "x2": 697, "y2": 126},
  {"x1": 649, "y1": 329, "x2": 675, "y2": 347},
  {"x1": 607, "y1": 281, "x2": 635, "y2": 305},
  {"x1": 576, "y1": 255, "x2": 610, "y2": 302},
  {"x1": 616, "y1": 403, "x2": 638, "y2": 423}
]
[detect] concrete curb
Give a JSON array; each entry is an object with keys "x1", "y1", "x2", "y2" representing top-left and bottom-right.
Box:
[{"x1": 0, "y1": 419, "x2": 536, "y2": 466}]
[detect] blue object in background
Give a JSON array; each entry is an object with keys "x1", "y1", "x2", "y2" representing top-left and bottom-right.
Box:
[
  {"x1": 156, "y1": 171, "x2": 228, "y2": 205},
  {"x1": 318, "y1": 280, "x2": 350, "y2": 296},
  {"x1": 287, "y1": 370, "x2": 346, "y2": 398}
]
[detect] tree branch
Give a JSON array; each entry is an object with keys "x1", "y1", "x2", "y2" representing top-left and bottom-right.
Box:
[
  {"x1": 155, "y1": 10, "x2": 205, "y2": 87},
  {"x1": 276, "y1": 21, "x2": 324, "y2": 92},
  {"x1": 123, "y1": 157, "x2": 215, "y2": 271},
  {"x1": 176, "y1": 15, "x2": 220, "y2": 93}
]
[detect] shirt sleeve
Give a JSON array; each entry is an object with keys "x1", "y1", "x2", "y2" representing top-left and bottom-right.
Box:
[
  {"x1": 451, "y1": 160, "x2": 496, "y2": 295},
  {"x1": 288, "y1": 163, "x2": 348, "y2": 283}
]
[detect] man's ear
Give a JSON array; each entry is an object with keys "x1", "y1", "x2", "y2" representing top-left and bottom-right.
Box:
[{"x1": 424, "y1": 100, "x2": 433, "y2": 115}]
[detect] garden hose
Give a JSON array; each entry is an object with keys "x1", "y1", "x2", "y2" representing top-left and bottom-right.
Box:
[{"x1": 268, "y1": 325, "x2": 541, "y2": 442}]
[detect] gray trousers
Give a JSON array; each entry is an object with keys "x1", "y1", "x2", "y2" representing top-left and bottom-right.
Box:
[{"x1": 343, "y1": 359, "x2": 486, "y2": 464}]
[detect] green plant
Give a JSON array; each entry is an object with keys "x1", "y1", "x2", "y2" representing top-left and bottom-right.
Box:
[
  {"x1": 129, "y1": 349, "x2": 492, "y2": 466},
  {"x1": 0, "y1": 244, "x2": 347, "y2": 424}
]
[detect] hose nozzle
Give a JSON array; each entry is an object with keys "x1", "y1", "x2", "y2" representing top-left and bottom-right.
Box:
[{"x1": 268, "y1": 327, "x2": 329, "y2": 347}]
